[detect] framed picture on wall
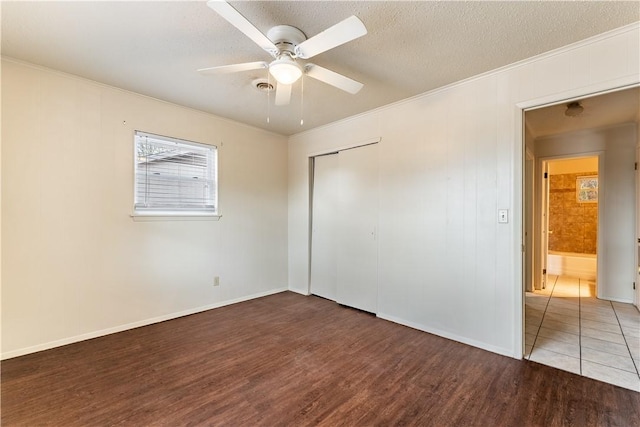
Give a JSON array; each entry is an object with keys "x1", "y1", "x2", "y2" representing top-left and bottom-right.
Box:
[{"x1": 577, "y1": 176, "x2": 598, "y2": 203}]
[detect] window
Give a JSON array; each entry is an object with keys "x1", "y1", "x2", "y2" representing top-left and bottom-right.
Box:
[{"x1": 134, "y1": 131, "x2": 217, "y2": 216}]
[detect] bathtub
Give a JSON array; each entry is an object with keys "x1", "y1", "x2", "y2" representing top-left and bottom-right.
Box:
[{"x1": 547, "y1": 251, "x2": 597, "y2": 280}]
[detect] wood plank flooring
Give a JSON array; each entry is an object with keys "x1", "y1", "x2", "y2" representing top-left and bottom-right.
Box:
[{"x1": 2, "y1": 292, "x2": 639, "y2": 426}]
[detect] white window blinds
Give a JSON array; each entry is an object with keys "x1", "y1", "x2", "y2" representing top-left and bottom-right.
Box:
[{"x1": 134, "y1": 131, "x2": 217, "y2": 214}]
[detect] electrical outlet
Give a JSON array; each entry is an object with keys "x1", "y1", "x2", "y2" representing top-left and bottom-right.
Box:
[{"x1": 213, "y1": 276, "x2": 220, "y2": 287}]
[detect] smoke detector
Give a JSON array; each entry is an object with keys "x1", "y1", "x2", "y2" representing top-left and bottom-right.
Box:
[{"x1": 565, "y1": 101, "x2": 584, "y2": 117}]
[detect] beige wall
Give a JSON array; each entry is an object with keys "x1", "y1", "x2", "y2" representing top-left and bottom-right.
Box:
[
  {"x1": 288, "y1": 24, "x2": 640, "y2": 357},
  {"x1": 548, "y1": 157, "x2": 598, "y2": 175},
  {"x1": 1, "y1": 59, "x2": 289, "y2": 358}
]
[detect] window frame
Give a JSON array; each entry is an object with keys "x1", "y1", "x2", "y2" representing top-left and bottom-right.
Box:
[{"x1": 132, "y1": 130, "x2": 220, "y2": 220}]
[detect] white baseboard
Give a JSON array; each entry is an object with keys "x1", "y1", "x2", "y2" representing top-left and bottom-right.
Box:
[
  {"x1": 288, "y1": 287, "x2": 310, "y2": 296},
  {"x1": 1, "y1": 287, "x2": 288, "y2": 360},
  {"x1": 376, "y1": 312, "x2": 515, "y2": 359},
  {"x1": 599, "y1": 295, "x2": 634, "y2": 304}
]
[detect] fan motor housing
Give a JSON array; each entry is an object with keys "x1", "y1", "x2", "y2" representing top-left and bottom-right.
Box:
[{"x1": 267, "y1": 25, "x2": 307, "y2": 54}]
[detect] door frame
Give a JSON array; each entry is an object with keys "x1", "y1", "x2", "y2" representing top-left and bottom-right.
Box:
[
  {"x1": 636, "y1": 145, "x2": 640, "y2": 309},
  {"x1": 524, "y1": 148, "x2": 534, "y2": 293},
  {"x1": 538, "y1": 159, "x2": 549, "y2": 291},
  {"x1": 516, "y1": 83, "x2": 639, "y2": 358},
  {"x1": 535, "y1": 154, "x2": 603, "y2": 297}
]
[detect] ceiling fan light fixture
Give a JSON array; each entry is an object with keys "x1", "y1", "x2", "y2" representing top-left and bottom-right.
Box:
[
  {"x1": 269, "y1": 55, "x2": 302, "y2": 85},
  {"x1": 565, "y1": 101, "x2": 584, "y2": 117}
]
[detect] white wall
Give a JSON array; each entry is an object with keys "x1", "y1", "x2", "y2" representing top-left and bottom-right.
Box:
[
  {"x1": 288, "y1": 24, "x2": 640, "y2": 357},
  {"x1": 537, "y1": 124, "x2": 637, "y2": 302},
  {"x1": 1, "y1": 59, "x2": 289, "y2": 359}
]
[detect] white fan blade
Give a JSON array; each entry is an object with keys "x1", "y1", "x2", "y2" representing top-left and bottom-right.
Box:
[
  {"x1": 305, "y1": 64, "x2": 363, "y2": 94},
  {"x1": 295, "y1": 16, "x2": 367, "y2": 59},
  {"x1": 198, "y1": 61, "x2": 268, "y2": 75},
  {"x1": 275, "y1": 83, "x2": 292, "y2": 106},
  {"x1": 207, "y1": 0, "x2": 278, "y2": 56}
]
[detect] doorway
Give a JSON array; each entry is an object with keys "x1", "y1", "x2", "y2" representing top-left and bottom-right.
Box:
[
  {"x1": 524, "y1": 87, "x2": 639, "y2": 301},
  {"x1": 543, "y1": 156, "x2": 599, "y2": 294},
  {"x1": 521, "y1": 87, "x2": 640, "y2": 391}
]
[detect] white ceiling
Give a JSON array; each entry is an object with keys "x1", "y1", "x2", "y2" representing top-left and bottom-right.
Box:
[
  {"x1": 2, "y1": 1, "x2": 639, "y2": 136},
  {"x1": 526, "y1": 87, "x2": 640, "y2": 139}
]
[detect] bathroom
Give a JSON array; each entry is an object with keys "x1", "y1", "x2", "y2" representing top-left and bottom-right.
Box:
[{"x1": 546, "y1": 157, "x2": 598, "y2": 295}]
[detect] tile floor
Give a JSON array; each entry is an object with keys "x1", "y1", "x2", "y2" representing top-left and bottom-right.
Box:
[{"x1": 525, "y1": 275, "x2": 640, "y2": 392}]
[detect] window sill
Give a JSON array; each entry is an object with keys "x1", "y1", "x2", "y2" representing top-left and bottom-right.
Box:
[{"x1": 131, "y1": 213, "x2": 222, "y2": 221}]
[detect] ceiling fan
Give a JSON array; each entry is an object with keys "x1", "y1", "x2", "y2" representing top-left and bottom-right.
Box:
[{"x1": 198, "y1": 0, "x2": 367, "y2": 106}]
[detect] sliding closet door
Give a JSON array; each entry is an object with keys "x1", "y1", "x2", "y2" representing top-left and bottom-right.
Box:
[
  {"x1": 337, "y1": 144, "x2": 379, "y2": 313},
  {"x1": 310, "y1": 154, "x2": 339, "y2": 300}
]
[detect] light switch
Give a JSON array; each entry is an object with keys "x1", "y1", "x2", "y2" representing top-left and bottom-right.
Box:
[{"x1": 498, "y1": 209, "x2": 509, "y2": 224}]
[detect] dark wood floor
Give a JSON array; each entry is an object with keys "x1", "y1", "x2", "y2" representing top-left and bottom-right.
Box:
[{"x1": 2, "y1": 292, "x2": 639, "y2": 426}]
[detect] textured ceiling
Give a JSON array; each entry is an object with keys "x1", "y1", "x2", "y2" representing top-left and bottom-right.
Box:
[
  {"x1": 2, "y1": 1, "x2": 639, "y2": 136},
  {"x1": 526, "y1": 87, "x2": 640, "y2": 139}
]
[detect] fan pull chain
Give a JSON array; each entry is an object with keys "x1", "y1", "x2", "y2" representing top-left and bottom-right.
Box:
[
  {"x1": 300, "y1": 74, "x2": 304, "y2": 126},
  {"x1": 266, "y1": 69, "x2": 271, "y2": 124}
]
